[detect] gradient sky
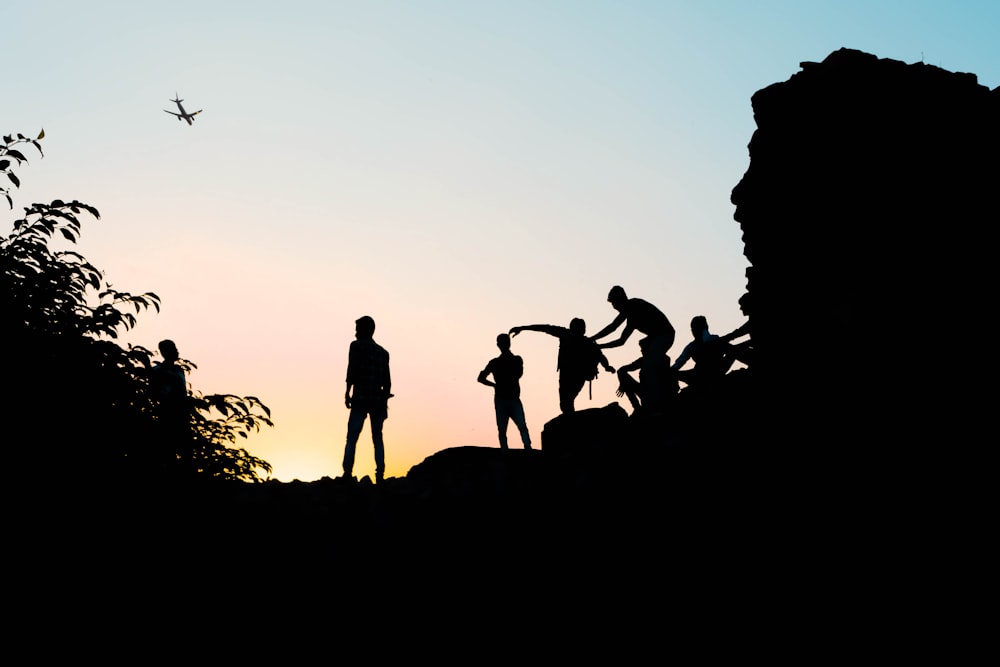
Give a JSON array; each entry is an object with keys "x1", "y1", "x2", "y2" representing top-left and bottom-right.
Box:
[{"x1": 6, "y1": 1, "x2": 997, "y2": 482}]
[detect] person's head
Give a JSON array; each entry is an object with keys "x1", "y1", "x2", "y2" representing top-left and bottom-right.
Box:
[
  {"x1": 691, "y1": 315, "x2": 708, "y2": 336},
  {"x1": 355, "y1": 315, "x2": 376, "y2": 339},
  {"x1": 569, "y1": 317, "x2": 586, "y2": 335},
  {"x1": 738, "y1": 292, "x2": 751, "y2": 316},
  {"x1": 608, "y1": 285, "x2": 627, "y2": 309},
  {"x1": 496, "y1": 333, "x2": 511, "y2": 351},
  {"x1": 158, "y1": 339, "x2": 179, "y2": 361}
]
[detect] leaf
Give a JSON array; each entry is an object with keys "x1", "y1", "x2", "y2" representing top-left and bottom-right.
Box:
[
  {"x1": 0, "y1": 160, "x2": 9, "y2": 170},
  {"x1": 6, "y1": 149, "x2": 26, "y2": 162},
  {"x1": 7, "y1": 172, "x2": 19, "y2": 188},
  {"x1": 37, "y1": 129, "x2": 45, "y2": 140}
]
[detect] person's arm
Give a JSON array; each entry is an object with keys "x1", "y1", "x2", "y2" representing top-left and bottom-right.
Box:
[
  {"x1": 598, "y1": 349, "x2": 615, "y2": 374},
  {"x1": 617, "y1": 356, "x2": 642, "y2": 376},
  {"x1": 384, "y1": 352, "x2": 392, "y2": 398},
  {"x1": 721, "y1": 321, "x2": 751, "y2": 343},
  {"x1": 596, "y1": 322, "x2": 634, "y2": 349},
  {"x1": 510, "y1": 324, "x2": 561, "y2": 338},
  {"x1": 590, "y1": 313, "x2": 626, "y2": 342},
  {"x1": 615, "y1": 357, "x2": 641, "y2": 396},
  {"x1": 477, "y1": 365, "x2": 495, "y2": 388},
  {"x1": 345, "y1": 342, "x2": 356, "y2": 408},
  {"x1": 671, "y1": 341, "x2": 694, "y2": 371}
]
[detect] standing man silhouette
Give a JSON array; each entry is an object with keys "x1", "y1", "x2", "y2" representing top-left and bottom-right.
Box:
[
  {"x1": 591, "y1": 285, "x2": 676, "y2": 359},
  {"x1": 147, "y1": 338, "x2": 190, "y2": 468},
  {"x1": 478, "y1": 333, "x2": 532, "y2": 450},
  {"x1": 149, "y1": 339, "x2": 188, "y2": 412},
  {"x1": 343, "y1": 315, "x2": 391, "y2": 483}
]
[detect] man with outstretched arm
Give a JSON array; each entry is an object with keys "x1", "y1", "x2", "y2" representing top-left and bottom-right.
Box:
[{"x1": 510, "y1": 318, "x2": 614, "y2": 414}]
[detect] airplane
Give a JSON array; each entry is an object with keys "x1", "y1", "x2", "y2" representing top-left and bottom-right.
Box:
[{"x1": 163, "y1": 93, "x2": 202, "y2": 125}]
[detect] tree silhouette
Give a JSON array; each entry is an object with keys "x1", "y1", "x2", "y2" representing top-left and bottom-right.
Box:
[{"x1": 2, "y1": 130, "x2": 273, "y2": 483}]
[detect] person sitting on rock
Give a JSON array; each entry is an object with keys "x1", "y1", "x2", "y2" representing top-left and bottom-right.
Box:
[
  {"x1": 616, "y1": 337, "x2": 678, "y2": 417},
  {"x1": 671, "y1": 315, "x2": 736, "y2": 389}
]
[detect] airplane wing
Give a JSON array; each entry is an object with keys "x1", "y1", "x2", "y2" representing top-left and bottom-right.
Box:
[{"x1": 164, "y1": 110, "x2": 182, "y2": 117}]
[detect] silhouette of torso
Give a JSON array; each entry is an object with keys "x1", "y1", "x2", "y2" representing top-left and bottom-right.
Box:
[
  {"x1": 624, "y1": 298, "x2": 674, "y2": 338},
  {"x1": 347, "y1": 338, "x2": 390, "y2": 401},
  {"x1": 484, "y1": 352, "x2": 523, "y2": 400},
  {"x1": 150, "y1": 361, "x2": 186, "y2": 405},
  {"x1": 689, "y1": 334, "x2": 728, "y2": 378},
  {"x1": 558, "y1": 332, "x2": 601, "y2": 380}
]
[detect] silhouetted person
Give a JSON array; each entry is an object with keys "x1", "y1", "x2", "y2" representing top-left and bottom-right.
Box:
[
  {"x1": 478, "y1": 333, "x2": 532, "y2": 450},
  {"x1": 150, "y1": 339, "x2": 187, "y2": 406},
  {"x1": 343, "y1": 315, "x2": 392, "y2": 483},
  {"x1": 616, "y1": 337, "x2": 678, "y2": 417},
  {"x1": 147, "y1": 339, "x2": 190, "y2": 467},
  {"x1": 591, "y1": 285, "x2": 676, "y2": 359},
  {"x1": 672, "y1": 315, "x2": 735, "y2": 389},
  {"x1": 720, "y1": 293, "x2": 753, "y2": 368},
  {"x1": 510, "y1": 318, "x2": 614, "y2": 414}
]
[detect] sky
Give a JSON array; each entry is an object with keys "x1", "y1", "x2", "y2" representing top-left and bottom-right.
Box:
[{"x1": 5, "y1": 1, "x2": 998, "y2": 482}]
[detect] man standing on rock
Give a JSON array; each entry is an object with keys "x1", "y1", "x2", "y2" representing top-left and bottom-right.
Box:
[
  {"x1": 343, "y1": 315, "x2": 392, "y2": 483},
  {"x1": 478, "y1": 333, "x2": 532, "y2": 450}
]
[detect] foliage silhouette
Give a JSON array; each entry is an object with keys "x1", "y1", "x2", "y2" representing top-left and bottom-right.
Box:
[{"x1": 2, "y1": 131, "x2": 273, "y2": 483}]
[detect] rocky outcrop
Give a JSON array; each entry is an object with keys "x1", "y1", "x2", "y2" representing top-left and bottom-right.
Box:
[{"x1": 731, "y1": 48, "x2": 998, "y2": 446}]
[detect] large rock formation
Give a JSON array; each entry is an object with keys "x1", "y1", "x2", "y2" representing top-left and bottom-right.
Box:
[{"x1": 731, "y1": 48, "x2": 998, "y2": 448}]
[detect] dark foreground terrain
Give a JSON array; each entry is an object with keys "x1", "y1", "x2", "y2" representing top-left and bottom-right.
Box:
[{"x1": 19, "y1": 380, "x2": 835, "y2": 593}]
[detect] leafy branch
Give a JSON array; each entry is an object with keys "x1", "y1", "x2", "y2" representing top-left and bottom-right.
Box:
[
  {"x1": 1, "y1": 129, "x2": 44, "y2": 209},
  {"x1": 3, "y1": 128, "x2": 274, "y2": 483}
]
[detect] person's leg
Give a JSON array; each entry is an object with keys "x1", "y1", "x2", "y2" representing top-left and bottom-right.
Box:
[
  {"x1": 494, "y1": 398, "x2": 510, "y2": 449},
  {"x1": 370, "y1": 411, "x2": 386, "y2": 482},
  {"x1": 731, "y1": 340, "x2": 753, "y2": 367},
  {"x1": 559, "y1": 376, "x2": 586, "y2": 413},
  {"x1": 677, "y1": 368, "x2": 701, "y2": 389},
  {"x1": 510, "y1": 399, "x2": 532, "y2": 449},
  {"x1": 343, "y1": 407, "x2": 366, "y2": 477},
  {"x1": 619, "y1": 373, "x2": 641, "y2": 411}
]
